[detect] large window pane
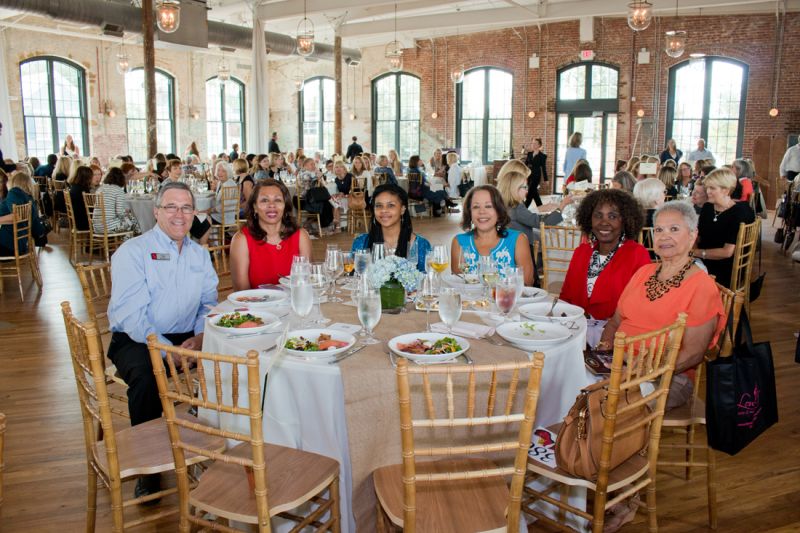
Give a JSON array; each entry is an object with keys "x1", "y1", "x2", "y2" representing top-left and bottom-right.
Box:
[
  {"x1": 300, "y1": 77, "x2": 334, "y2": 156},
  {"x1": 20, "y1": 58, "x2": 88, "y2": 157},
  {"x1": 126, "y1": 69, "x2": 175, "y2": 163},
  {"x1": 591, "y1": 66, "x2": 618, "y2": 99},
  {"x1": 457, "y1": 68, "x2": 512, "y2": 164},
  {"x1": 559, "y1": 67, "x2": 585, "y2": 100},
  {"x1": 371, "y1": 73, "x2": 420, "y2": 162},
  {"x1": 206, "y1": 77, "x2": 245, "y2": 156},
  {"x1": 604, "y1": 114, "x2": 618, "y2": 179}
]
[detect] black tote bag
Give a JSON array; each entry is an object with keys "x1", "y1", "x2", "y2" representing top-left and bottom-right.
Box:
[{"x1": 706, "y1": 309, "x2": 778, "y2": 455}]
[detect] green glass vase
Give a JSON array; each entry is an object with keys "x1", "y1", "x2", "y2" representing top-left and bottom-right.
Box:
[{"x1": 380, "y1": 279, "x2": 405, "y2": 314}]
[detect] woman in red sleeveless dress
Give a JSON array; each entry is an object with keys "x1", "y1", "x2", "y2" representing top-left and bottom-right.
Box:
[{"x1": 230, "y1": 179, "x2": 312, "y2": 290}]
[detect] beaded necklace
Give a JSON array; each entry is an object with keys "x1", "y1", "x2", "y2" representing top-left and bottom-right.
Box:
[
  {"x1": 587, "y1": 236, "x2": 624, "y2": 278},
  {"x1": 644, "y1": 259, "x2": 694, "y2": 301}
]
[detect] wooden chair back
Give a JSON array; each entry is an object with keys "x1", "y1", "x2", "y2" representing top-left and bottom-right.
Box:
[
  {"x1": 7, "y1": 202, "x2": 32, "y2": 258},
  {"x1": 0, "y1": 411, "x2": 5, "y2": 511},
  {"x1": 83, "y1": 192, "x2": 106, "y2": 235},
  {"x1": 351, "y1": 176, "x2": 366, "y2": 192},
  {"x1": 592, "y1": 314, "x2": 687, "y2": 520},
  {"x1": 75, "y1": 263, "x2": 112, "y2": 337},
  {"x1": 540, "y1": 224, "x2": 583, "y2": 292},
  {"x1": 218, "y1": 183, "x2": 240, "y2": 227},
  {"x1": 374, "y1": 169, "x2": 389, "y2": 186},
  {"x1": 63, "y1": 189, "x2": 77, "y2": 232},
  {"x1": 637, "y1": 227, "x2": 658, "y2": 261},
  {"x1": 396, "y1": 354, "x2": 545, "y2": 532},
  {"x1": 205, "y1": 244, "x2": 232, "y2": 293},
  {"x1": 729, "y1": 219, "x2": 760, "y2": 306},
  {"x1": 145, "y1": 335, "x2": 271, "y2": 529}
]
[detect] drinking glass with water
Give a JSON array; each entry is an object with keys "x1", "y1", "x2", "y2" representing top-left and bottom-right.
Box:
[{"x1": 356, "y1": 288, "x2": 382, "y2": 344}]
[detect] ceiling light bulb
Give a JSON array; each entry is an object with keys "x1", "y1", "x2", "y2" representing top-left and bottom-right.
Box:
[
  {"x1": 156, "y1": 0, "x2": 181, "y2": 34},
  {"x1": 769, "y1": 108, "x2": 779, "y2": 117},
  {"x1": 664, "y1": 30, "x2": 687, "y2": 58},
  {"x1": 627, "y1": 1, "x2": 653, "y2": 32},
  {"x1": 451, "y1": 66, "x2": 464, "y2": 84}
]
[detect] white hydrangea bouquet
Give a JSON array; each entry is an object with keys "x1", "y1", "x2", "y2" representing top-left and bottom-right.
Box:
[{"x1": 367, "y1": 255, "x2": 423, "y2": 292}]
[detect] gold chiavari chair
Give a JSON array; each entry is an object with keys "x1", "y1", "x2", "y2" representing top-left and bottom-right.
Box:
[
  {"x1": 540, "y1": 224, "x2": 583, "y2": 293},
  {"x1": 48, "y1": 178, "x2": 68, "y2": 234},
  {"x1": 374, "y1": 355, "x2": 545, "y2": 532},
  {"x1": 295, "y1": 194, "x2": 323, "y2": 238},
  {"x1": 406, "y1": 171, "x2": 433, "y2": 219},
  {"x1": 146, "y1": 335, "x2": 341, "y2": 532},
  {"x1": 658, "y1": 285, "x2": 745, "y2": 530},
  {"x1": 523, "y1": 314, "x2": 687, "y2": 533},
  {"x1": 347, "y1": 177, "x2": 370, "y2": 235},
  {"x1": 211, "y1": 184, "x2": 240, "y2": 245},
  {"x1": 729, "y1": 219, "x2": 761, "y2": 313},
  {"x1": 205, "y1": 243, "x2": 232, "y2": 296},
  {"x1": 64, "y1": 191, "x2": 91, "y2": 265},
  {"x1": 83, "y1": 192, "x2": 132, "y2": 263},
  {"x1": 61, "y1": 302, "x2": 224, "y2": 532},
  {"x1": 0, "y1": 202, "x2": 43, "y2": 301}
]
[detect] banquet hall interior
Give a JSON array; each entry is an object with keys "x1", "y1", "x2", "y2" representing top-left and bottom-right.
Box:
[{"x1": 0, "y1": 0, "x2": 799, "y2": 531}]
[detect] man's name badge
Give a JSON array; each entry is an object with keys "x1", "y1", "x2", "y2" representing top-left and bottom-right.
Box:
[{"x1": 150, "y1": 252, "x2": 170, "y2": 261}]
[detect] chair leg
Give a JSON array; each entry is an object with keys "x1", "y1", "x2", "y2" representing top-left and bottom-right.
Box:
[
  {"x1": 646, "y1": 478, "x2": 658, "y2": 533},
  {"x1": 29, "y1": 254, "x2": 42, "y2": 288},
  {"x1": 707, "y1": 445, "x2": 718, "y2": 529},
  {"x1": 85, "y1": 468, "x2": 98, "y2": 533},
  {"x1": 108, "y1": 479, "x2": 124, "y2": 533},
  {"x1": 330, "y1": 475, "x2": 341, "y2": 532},
  {"x1": 15, "y1": 257, "x2": 24, "y2": 301}
]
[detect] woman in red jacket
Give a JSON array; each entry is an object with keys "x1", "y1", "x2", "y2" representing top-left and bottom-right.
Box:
[{"x1": 560, "y1": 189, "x2": 650, "y2": 320}]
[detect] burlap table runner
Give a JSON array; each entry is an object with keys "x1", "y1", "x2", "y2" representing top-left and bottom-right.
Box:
[{"x1": 323, "y1": 302, "x2": 531, "y2": 531}]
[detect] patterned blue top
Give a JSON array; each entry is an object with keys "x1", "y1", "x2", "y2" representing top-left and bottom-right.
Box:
[
  {"x1": 351, "y1": 233, "x2": 431, "y2": 272},
  {"x1": 455, "y1": 229, "x2": 522, "y2": 273}
]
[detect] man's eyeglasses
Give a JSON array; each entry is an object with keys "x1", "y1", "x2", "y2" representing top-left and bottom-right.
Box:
[{"x1": 157, "y1": 204, "x2": 194, "y2": 214}]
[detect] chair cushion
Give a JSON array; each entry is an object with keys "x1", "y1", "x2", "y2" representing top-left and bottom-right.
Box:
[
  {"x1": 374, "y1": 458, "x2": 512, "y2": 533},
  {"x1": 189, "y1": 442, "x2": 340, "y2": 523}
]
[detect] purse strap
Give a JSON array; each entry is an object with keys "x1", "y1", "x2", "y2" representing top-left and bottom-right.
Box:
[{"x1": 733, "y1": 308, "x2": 756, "y2": 354}]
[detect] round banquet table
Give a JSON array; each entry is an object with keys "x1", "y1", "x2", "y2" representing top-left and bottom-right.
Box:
[
  {"x1": 126, "y1": 192, "x2": 216, "y2": 233},
  {"x1": 200, "y1": 293, "x2": 592, "y2": 532}
]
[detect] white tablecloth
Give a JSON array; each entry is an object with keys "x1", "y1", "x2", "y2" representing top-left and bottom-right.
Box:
[
  {"x1": 126, "y1": 193, "x2": 216, "y2": 233},
  {"x1": 200, "y1": 297, "x2": 592, "y2": 533}
]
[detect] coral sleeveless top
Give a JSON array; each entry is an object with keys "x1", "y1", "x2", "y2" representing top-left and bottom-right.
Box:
[{"x1": 242, "y1": 226, "x2": 301, "y2": 288}]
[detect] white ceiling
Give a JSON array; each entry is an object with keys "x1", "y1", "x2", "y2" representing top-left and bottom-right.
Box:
[{"x1": 206, "y1": 0, "x2": 799, "y2": 49}]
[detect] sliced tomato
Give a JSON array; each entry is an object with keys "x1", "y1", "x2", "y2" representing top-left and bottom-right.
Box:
[
  {"x1": 236, "y1": 321, "x2": 262, "y2": 328},
  {"x1": 318, "y1": 340, "x2": 348, "y2": 350}
]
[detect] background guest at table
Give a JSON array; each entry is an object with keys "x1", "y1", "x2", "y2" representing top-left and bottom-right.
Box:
[
  {"x1": 687, "y1": 138, "x2": 715, "y2": 165},
  {"x1": 694, "y1": 168, "x2": 755, "y2": 288},
  {"x1": 406, "y1": 155, "x2": 457, "y2": 217},
  {"x1": 523, "y1": 137, "x2": 548, "y2": 207},
  {"x1": 231, "y1": 179, "x2": 311, "y2": 290},
  {"x1": 691, "y1": 178, "x2": 707, "y2": 215},
  {"x1": 68, "y1": 165, "x2": 94, "y2": 231},
  {"x1": 445, "y1": 151, "x2": 462, "y2": 199},
  {"x1": 60, "y1": 134, "x2": 80, "y2": 158},
  {"x1": 0, "y1": 171, "x2": 46, "y2": 255},
  {"x1": 451, "y1": 185, "x2": 535, "y2": 285},
  {"x1": 35, "y1": 154, "x2": 57, "y2": 179},
  {"x1": 89, "y1": 164, "x2": 103, "y2": 191},
  {"x1": 93, "y1": 167, "x2": 141, "y2": 236},
  {"x1": 159, "y1": 159, "x2": 182, "y2": 188},
  {"x1": 209, "y1": 161, "x2": 238, "y2": 227},
  {"x1": 229, "y1": 143, "x2": 239, "y2": 162},
  {"x1": 285, "y1": 151, "x2": 297, "y2": 174},
  {"x1": 659, "y1": 138, "x2": 683, "y2": 165},
  {"x1": 106, "y1": 180, "x2": 217, "y2": 498},
  {"x1": 351, "y1": 155, "x2": 372, "y2": 199},
  {"x1": 564, "y1": 160, "x2": 592, "y2": 193},
  {"x1": 333, "y1": 160, "x2": 353, "y2": 195},
  {"x1": 373, "y1": 155, "x2": 399, "y2": 188},
  {"x1": 656, "y1": 166, "x2": 679, "y2": 198},
  {"x1": 676, "y1": 162, "x2": 693, "y2": 197},
  {"x1": 497, "y1": 163, "x2": 569, "y2": 247},
  {"x1": 345, "y1": 136, "x2": 363, "y2": 162},
  {"x1": 268, "y1": 131, "x2": 280, "y2": 154},
  {"x1": 560, "y1": 189, "x2": 650, "y2": 321},
  {"x1": 634, "y1": 177, "x2": 666, "y2": 227},
  {"x1": 611, "y1": 170, "x2": 636, "y2": 193},
  {"x1": 351, "y1": 183, "x2": 430, "y2": 272},
  {"x1": 625, "y1": 156, "x2": 640, "y2": 174},
  {"x1": 51, "y1": 155, "x2": 72, "y2": 213},
  {"x1": 732, "y1": 158, "x2": 755, "y2": 203},
  {"x1": 388, "y1": 149, "x2": 404, "y2": 177},
  {"x1": 563, "y1": 132, "x2": 587, "y2": 178},
  {"x1": 252, "y1": 153, "x2": 269, "y2": 181},
  {"x1": 429, "y1": 148, "x2": 444, "y2": 176},
  {"x1": 120, "y1": 162, "x2": 138, "y2": 189},
  {"x1": 233, "y1": 158, "x2": 253, "y2": 217},
  {"x1": 298, "y1": 157, "x2": 339, "y2": 232},
  {"x1": 183, "y1": 141, "x2": 200, "y2": 161}
]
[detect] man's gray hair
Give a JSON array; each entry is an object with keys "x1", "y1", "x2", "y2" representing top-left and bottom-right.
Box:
[
  {"x1": 654, "y1": 200, "x2": 698, "y2": 231},
  {"x1": 155, "y1": 180, "x2": 195, "y2": 209}
]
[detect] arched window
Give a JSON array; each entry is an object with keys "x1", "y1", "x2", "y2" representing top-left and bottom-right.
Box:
[
  {"x1": 666, "y1": 57, "x2": 747, "y2": 166},
  {"x1": 206, "y1": 77, "x2": 245, "y2": 157},
  {"x1": 299, "y1": 76, "x2": 334, "y2": 156},
  {"x1": 125, "y1": 68, "x2": 175, "y2": 163},
  {"x1": 372, "y1": 72, "x2": 420, "y2": 161},
  {"x1": 19, "y1": 57, "x2": 89, "y2": 157},
  {"x1": 555, "y1": 62, "x2": 619, "y2": 188},
  {"x1": 456, "y1": 67, "x2": 513, "y2": 164}
]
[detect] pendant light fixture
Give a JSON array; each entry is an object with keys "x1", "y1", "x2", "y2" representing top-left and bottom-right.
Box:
[
  {"x1": 296, "y1": 0, "x2": 315, "y2": 57},
  {"x1": 116, "y1": 38, "x2": 130, "y2": 75},
  {"x1": 627, "y1": 0, "x2": 653, "y2": 32},
  {"x1": 217, "y1": 59, "x2": 230, "y2": 83},
  {"x1": 450, "y1": 25, "x2": 464, "y2": 84},
  {"x1": 385, "y1": 4, "x2": 403, "y2": 72},
  {"x1": 294, "y1": 74, "x2": 305, "y2": 92},
  {"x1": 664, "y1": 0, "x2": 687, "y2": 58},
  {"x1": 156, "y1": 0, "x2": 181, "y2": 34}
]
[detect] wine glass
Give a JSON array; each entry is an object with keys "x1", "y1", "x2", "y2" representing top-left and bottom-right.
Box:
[
  {"x1": 504, "y1": 266, "x2": 525, "y2": 301},
  {"x1": 372, "y1": 243, "x2": 386, "y2": 262},
  {"x1": 324, "y1": 249, "x2": 344, "y2": 303},
  {"x1": 438, "y1": 288, "x2": 462, "y2": 336},
  {"x1": 309, "y1": 263, "x2": 330, "y2": 325},
  {"x1": 478, "y1": 256, "x2": 499, "y2": 301},
  {"x1": 354, "y1": 250, "x2": 371, "y2": 282},
  {"x1": 290, "y1": 273, "x2": 313, "y2": 327},
  {"x1": 419, "y1": 271, "x2": 438, "y2": 332},
  {"x1": 355, "y1": 288, "x2": 382, "y2": 344},
  {"x1": 430, "y1": 244, "x2": 449, "y2": 275},
  {"x1": 494, "y1": 276, "x2": 518, "y2": 323},
  {"x1": 342, "y1": 251, "x2": 355, "y2": 278},
  {"x1": 457, "y1": 249, "x2": 471, "y2": 277}
]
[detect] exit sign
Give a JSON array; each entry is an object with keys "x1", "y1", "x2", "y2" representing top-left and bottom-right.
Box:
[{"x1": 580, "y1": 50, "x2": 595, "y2": 61}]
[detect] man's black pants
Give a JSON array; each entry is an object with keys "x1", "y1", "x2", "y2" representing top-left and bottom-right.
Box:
[{"x1": 108, "y1": 331, "x2": 194, "y2": 426}]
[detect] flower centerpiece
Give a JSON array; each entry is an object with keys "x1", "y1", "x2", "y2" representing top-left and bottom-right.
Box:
[{"x1": 366, "y1": 255, "x2": 423, "y2": 313}]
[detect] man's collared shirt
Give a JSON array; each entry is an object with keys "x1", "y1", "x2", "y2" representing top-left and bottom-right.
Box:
[
  {"x1": 687, "y1": 148, "x2": 715, "y2": 164},
  {"x1": 108, "y1": 224, "x2": 218, "y2": 346}
]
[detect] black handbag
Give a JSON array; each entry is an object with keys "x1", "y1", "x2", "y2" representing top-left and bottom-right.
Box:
[
  {"x1": 773, "y1": 227, "x2": 785, "y2": 244},
  {"x1": 706, "y1": 309, "x2": 778, "y2": 455}
]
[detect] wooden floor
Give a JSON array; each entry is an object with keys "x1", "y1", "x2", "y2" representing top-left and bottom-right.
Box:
[{"x1": 0, "y1": 214, "x2": 798, "y2": 532}]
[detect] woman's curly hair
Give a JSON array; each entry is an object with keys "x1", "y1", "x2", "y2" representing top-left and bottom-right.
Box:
[{"x1": 575, "y1": 189, "x2": 644, "y2": 240}]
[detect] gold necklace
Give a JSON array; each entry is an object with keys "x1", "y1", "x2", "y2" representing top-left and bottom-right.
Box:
[{"x1": 644, "y1": 259, "x2": 694, "y2": 301}]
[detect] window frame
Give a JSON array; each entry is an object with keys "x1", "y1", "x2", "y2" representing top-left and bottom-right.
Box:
[
  {"x1": 665, "y1": 56, "x2": 748, "y2": 161},
  {"x1": 455, "y1": 66, "x2": 514, "y2": 164},
  {"x1": 19, "y1": 56, "x2": 89, "y2": 157},
  {"x1": 125, "y1": 67, "x2": 176, "y2": 163},
  {"x1": 554, "y1": 61, "x2": 620, "y2": 187},
  {"x1": 205, "y1": 76, "x2": 246, "y2": 157},
  {"x1": 371, "y1": 72, "x2": 421, "y2": 162},
  {"x1": 298, "y1": 75, "x2": 334, "y2": 155}
]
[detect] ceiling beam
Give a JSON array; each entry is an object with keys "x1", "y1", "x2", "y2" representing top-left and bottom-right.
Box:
[{"x1": 255, "y1": 0, "x2": 429, "y2": 21}]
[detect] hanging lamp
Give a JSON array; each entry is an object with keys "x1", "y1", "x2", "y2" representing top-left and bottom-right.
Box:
[
  {"x1": 627, "y1": 1, "x2": 653, "y2": 31},
  {"x1": 664, "y1": 0, "x2": 687, "y2": 58},
  {"x1": 296, "y1": 0, "x2": 315, "y2": 57},
  {"x1": 384, "y1": 4, "x2": 403, "y2": 72},
  {"x1": 156, "y1": 0, "x2": 181, "y2": 33},
  {"x1": 450, "y1": 26, "x2": 464, "y2": 84}
]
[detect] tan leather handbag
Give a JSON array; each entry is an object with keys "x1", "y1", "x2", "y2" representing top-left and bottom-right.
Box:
[
  {"x1": 555, "y1": 380, "x2": 650, "y2": 479},
  {"x1": 348, "y1": 190, "x2": 367, "y2": 211}
]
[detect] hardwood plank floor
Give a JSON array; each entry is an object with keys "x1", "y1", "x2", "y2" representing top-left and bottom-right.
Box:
[{"x1": 0, "y1": 214, "x2": 798, "y2": 532}]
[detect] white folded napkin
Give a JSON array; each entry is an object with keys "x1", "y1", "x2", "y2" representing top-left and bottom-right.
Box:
[{"x1": 431, "y1": 321, "x2": 495, "y2": 339}]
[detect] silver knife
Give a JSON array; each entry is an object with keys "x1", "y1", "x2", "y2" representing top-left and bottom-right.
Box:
[{"x1": 328, "y1": 344, "x2": 366, "y2": 364}]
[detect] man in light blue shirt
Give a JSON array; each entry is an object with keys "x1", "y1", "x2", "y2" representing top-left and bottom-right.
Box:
[{"x1": 686, "y1": 138, "x2": 716, "y2": 165}]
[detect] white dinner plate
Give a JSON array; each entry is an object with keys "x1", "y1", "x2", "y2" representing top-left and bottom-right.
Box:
[
  {"x1": 227, "y1": 289, "x2": 287, "y2": 307},
  {"x1": 518, "y1": 286, "x2": 549, "y2": 303},
  {"x1": 496, "y1": 321, "x2": 572, "y2": 347},
  {"x1": 518, "y1": 301, "x2": 585, "y2": 322},
  {"x1": 442, "y1": 273, "x2": 483, "y2": 289},
  {"x1": 209, "y1": 310, "x2": 280, "y2": 336},
  {"x1": 283, "y1": 329, "x2": 356, "y2": 359},
  {"x1": 388, "y1": 332, "x2": 470, "y2": 363}
]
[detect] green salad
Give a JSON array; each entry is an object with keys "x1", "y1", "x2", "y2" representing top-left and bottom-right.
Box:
[
  {"x1": 216, "y1": 312, "x2": 264, "y2": 329},
  {"x1": 397, "y1": 336, "x2": 462, "y2": 355},
  {"x1": 521, "y1": 322, "x2": 547, "y2": 337}
]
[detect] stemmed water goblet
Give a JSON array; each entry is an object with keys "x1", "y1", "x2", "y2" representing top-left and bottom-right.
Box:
[{"x1": 355, "y1": 287, "x2": 382, "y2": 344}]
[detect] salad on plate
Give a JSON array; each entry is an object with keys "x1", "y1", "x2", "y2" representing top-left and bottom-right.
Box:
[
  {"x1": 216, "y1": 312, "x2": 265, "y2": 329},
  {"x1": 285, "y1": 333, "x2": 351, "y2": 352},
  {"x1": 396, "y1": 337, "x2": 462, "y2": 355}
]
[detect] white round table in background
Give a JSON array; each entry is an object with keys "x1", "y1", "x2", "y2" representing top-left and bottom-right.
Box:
[{"x1": 126, "y1": 192, "x2": 216, "y2": 233}]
